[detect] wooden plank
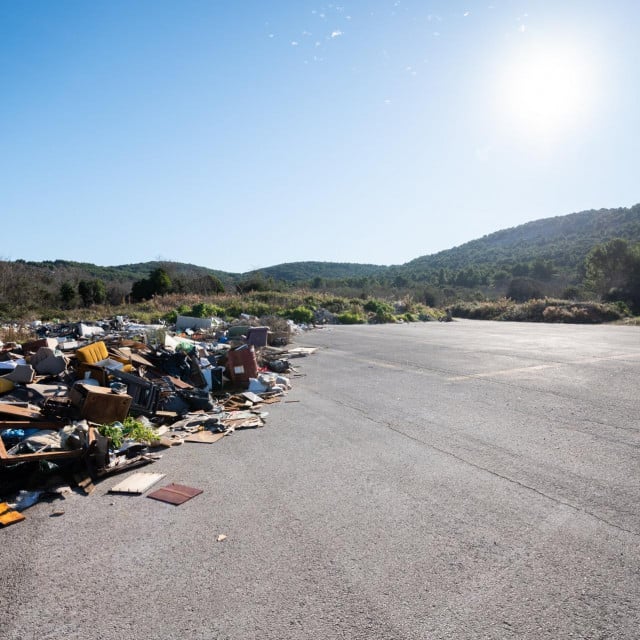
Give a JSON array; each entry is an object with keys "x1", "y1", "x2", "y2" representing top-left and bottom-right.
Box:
[
  {"x1": 223, "y1": 416, "x2": 264, "y2": 429},
  {"x1": 0, "y1": 403, "x2": 45, "y2": 420},
  {"x1": 0, "y1": 436, "x2": 7, "y2": 460},
  {"x1": 0, "y1": 449, "x2": 84, "y2": 466},
  {"x1": 242, "y1": 391, "x2": 263, "y2": 404},
  {"x1": 109, "y1": 472, "x2": 165, "y2": 495},
  {"x1": 163, "y1": 375, "x2": 193, "y2": 390},
  {"x1": 129, "y1": 352, "x2": 155, "y2": 368},
  {"x1": 0, "y1": 420, "x2": 67, "y2": 430},
  {"x1": 73, "y1": 472, "x2": 95, "y2": 495}
]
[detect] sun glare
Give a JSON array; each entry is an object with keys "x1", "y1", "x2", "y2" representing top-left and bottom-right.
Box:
[{"x1": 497, "y1": 41, "x2": 597, "y2": 144}]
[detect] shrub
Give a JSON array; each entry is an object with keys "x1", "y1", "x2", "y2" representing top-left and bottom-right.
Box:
[
  {"x1": 506, "y1": 277, "x2": 544, "y2": 302},
  {"x1": 191, "y1": 302, "x2": 224, "y2": 318},
  {"x1": 286, "y1": 306, "x2": 314, "y2": 324},
  {"x1": 224, "y1": 302, "x2": 244, "y2": 319},
  {"x1": 337, "y1": 311, "x2": 366, "y2": 324},
  {"x1": 561, "y1": 286, "x2": 581, "y2": 301},
  {"x1": 363, "y1": 300, "x2": 393, "y2": 315},
  {"x1": 244, "y1": 302, "x2": 272, "y2": 317},
  {"x1": 163, "y1": 309, "x2": 178, "y2": 323},
  {"x1": 325, "y1": 298, "x2": 351, "y2": 313},
  {"x1": 452, "y1": 298, "x2": 626, "y2": 323}
]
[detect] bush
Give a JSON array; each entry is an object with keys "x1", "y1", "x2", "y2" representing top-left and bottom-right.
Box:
[
  {"x1": 363, "y1": 300, "x2": 393, "y2": 315},
  {"x1": 163, "y1": 309, "x2": 178, "y2": 323},
  {"x1": 224, "y1": 302, "x2": 244, "y2": 319},
  {"x1": 561, "y1": 286, "x2": 581, "y2": 300},
  {"x1": 452, "y1": 298, "x2": 626, "y2": 323},
  {"x1": 191, "y1": 302, "x2": 224, "y2": 318},
  {"x1": 506, "y1": 277, "x2": 544, "y2": 302},
  {"x1": 325, "y1": 298, "x2": 351, "y2": 313},
  {"x1": 286, "y1": 306, "x2": 314, "y2": 324},
  {"x1": 337, "y1": 311, "x2": 366, "y2": 324}
]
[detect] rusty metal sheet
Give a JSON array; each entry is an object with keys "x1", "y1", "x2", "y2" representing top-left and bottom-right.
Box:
[{"x1": 147, "y1": 483, "x2": 203, "y2": 505}]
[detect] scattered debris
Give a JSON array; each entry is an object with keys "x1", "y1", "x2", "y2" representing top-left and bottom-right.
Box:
[
  {"x1": 0, "y1": 314, "x2": 318, "y2": 524},
  {"x1": 0, "y1": 502, "x2": 25, "y2": 526}
]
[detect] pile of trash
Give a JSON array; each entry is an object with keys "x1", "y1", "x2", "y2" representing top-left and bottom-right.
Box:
[{"x1": 0, "y1": 314, "x2": 317, "y2": 526}]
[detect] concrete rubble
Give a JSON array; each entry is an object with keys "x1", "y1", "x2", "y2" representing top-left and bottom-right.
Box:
[{"x1": 0, "y1": 315, "x2": 317, "y2": 525}]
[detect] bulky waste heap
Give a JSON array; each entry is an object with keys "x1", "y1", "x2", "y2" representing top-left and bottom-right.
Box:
[{"x1": 0, "y1": 315, "x2": 317, "y2": 526}]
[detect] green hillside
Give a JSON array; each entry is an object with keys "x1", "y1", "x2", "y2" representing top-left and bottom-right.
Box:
[
  {"x1": 246, "y1": 261, "x2": 386, "y2": 283},
  {"x1": 1, "y1": 203, "x2": 638, "y2": 318},
  {"x1": 403, "y1": 204, "x2": 640, "y2": 274}
]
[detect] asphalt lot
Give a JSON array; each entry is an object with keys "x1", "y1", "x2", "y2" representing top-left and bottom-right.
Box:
[{"x1": 3, "y1": 320, "x2": 639, "y2": 639}]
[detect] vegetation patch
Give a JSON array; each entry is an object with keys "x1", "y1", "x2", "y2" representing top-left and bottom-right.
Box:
[{"x1": 451, "y1": 298, "x2": 627, "y2": 323}]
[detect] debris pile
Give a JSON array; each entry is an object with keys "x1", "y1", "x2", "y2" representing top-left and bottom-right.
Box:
[{"x1": 0, "y1": 316, "x2": 317, "y2": 525}]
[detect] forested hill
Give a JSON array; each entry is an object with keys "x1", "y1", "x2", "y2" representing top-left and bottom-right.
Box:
[
  {"x1": 246, "y1": 261, "x2": 385, "y2": 283},
  {"x1": 403, "y1": 204, "x2": 640, "y2": 274},
  {"x1": 2, "y1": 204, "x2": 638, "y2": 300}
]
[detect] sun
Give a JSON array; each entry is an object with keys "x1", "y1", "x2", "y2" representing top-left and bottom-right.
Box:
[{"x1": 497, "y1": 41, "x2": 597, "y2": 143}]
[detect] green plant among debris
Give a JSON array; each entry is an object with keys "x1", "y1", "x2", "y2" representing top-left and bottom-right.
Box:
[
  {"x1": 97, "y1": 423, "x2": 125, "y2": 449},
  {"x1": 98, "y1": 416, "x2": 158, "y2": 449},
  {"x1": 122, "y1": 416, "x2": 158, "y2": 443}
]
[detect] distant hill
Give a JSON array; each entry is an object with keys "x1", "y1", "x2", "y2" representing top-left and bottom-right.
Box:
[
  {"x1": 245, "y1": 261, "x2": 386, "y2": 283},
  {"x1": 17, "y1": 259, "x2": 236, "y2": 284},
  {"x1": 402, "y1": 204, "x2": 640, "y2": 275},
  {"x1": 2, "y1": 204, "x2": 638, "y2": 310}
]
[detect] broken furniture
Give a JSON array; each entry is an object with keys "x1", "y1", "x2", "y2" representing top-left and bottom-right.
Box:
[
  {"x1": 246, "y1": 326, "x2": 269, "y2": 348},
  {"x1": 70, "y1": 383, "x2": 132, "y2": 424},
  {"x1": 226, "y1": 345, "x2": 258, "y2": 388},
  {"x1": 74, "y1": 340, "x2": 134, "y2": 382},
  {"x1": 106, "y1": 370, "x2": 161, "y2": 415}
]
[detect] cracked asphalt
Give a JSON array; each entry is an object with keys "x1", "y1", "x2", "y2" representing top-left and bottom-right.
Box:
[{"x1": 2, "y1": 320, "x2": 639, "y2": 639}]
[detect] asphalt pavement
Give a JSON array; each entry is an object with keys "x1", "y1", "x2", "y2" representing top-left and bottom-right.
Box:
[{"x1": 2, "y1": 320, "x2": 639, "y2": 639}]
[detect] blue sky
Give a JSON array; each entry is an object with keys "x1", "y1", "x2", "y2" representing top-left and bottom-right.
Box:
[{"x1": 1, "y1": 1, "x2": 638, "y2": 273}]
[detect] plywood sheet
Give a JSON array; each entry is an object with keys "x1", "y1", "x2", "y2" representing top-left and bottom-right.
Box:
[
  {"x1": 109, "y1": 472, "x2": 165, "y2": 495},
  {"x1": 0, "y1": 403, "x2": 44, "y2": 420}
]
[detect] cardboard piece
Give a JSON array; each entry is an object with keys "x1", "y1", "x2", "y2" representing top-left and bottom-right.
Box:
[
  {"x1": 184, "y1": 431, "x2": 226, "y2": 444},
  {"x1": 147, "y1": 483, "x2": 202, "y2": 505}
]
